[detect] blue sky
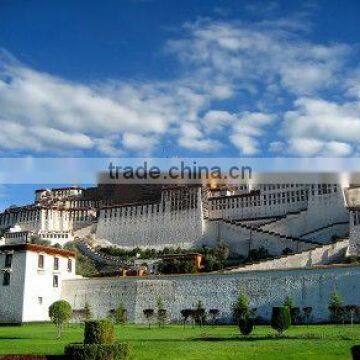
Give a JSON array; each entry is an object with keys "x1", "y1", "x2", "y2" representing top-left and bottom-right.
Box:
[
  {"x1": 1, "y1": 0, "x2": 360, "y2": 158},
  {"x1": 1, "y1": 0, "x2": 360, "y2": 208}
]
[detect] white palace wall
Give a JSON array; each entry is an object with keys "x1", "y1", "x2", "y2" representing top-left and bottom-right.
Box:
[
  {"x1": 260, "y1": 192, "x2": 348, "y2": 238},
  {"x1": 229, "y1": 239, "x2": 349, "y2": 272},
  {"x1": 62, "y1": 264, "x2": 360, "y2": 324},
  {"x1": 349, "y1": 210, "x2": 360, "y2": 256},
  {"x1": 202, "y1": 220, "x2": 316, "y2": 256},
  {"x1": 96, "y1": 187, "x2": 204, "y2": 249}
]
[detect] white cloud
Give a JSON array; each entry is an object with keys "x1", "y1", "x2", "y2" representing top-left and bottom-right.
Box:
[
  {"x1": 283, "y1": 97, "x2": 360, "y2": 143},
  {"x1": 285, "y1": 138, "x2": 353, "y2": 156},
  {"x1": 230, "y1": 112, "x2": 275, "y2": 154},
  {"x1": 230, "y1": 133, "x2": 259, "y2": 155},
  {"x1": 288, "y1": 138, "x2": 324, "y2": 155},
  {"x1": 178, "y1": 122, "x2": 221, "y2": 152},
  {"x1": 323, "y1": 141, "x2": 352, "y2": 156},
  {"x1": 203, "y1": 110, "x2": 235, "y2": 131},
  {"x1": 169, "y1": 20, "x2": 350, "y2": 96},
  {"x1": 0, "y1": 11, "x2": 357, "y2": 157},
  {"x1": 268, "y1": 141, "x2": 285, "y2": 153},
  {"x1": 122, "y1": 133, "x2": 158, "y2": 153}
]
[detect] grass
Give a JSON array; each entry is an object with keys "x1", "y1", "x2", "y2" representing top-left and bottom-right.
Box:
[{"x1": 0, "y1": 323, "x2": 359, "y2": 359}]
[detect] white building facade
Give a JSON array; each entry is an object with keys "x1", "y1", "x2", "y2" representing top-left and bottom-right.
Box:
[{"x1": 0, "y1": 241, "x2": 76, "y2": 323}]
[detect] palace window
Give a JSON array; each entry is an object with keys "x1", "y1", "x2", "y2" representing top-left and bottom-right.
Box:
[
  {"x1": 67, "y1": 259, "x2": 72, "y2": 272},
  {"x1": 38, "y1": 254, "x2": 44, "y2": 269},
  {"x1": 5, "y1": 254, "x2": 12, "y2": 268},
  {"x1": 3, "y1": 272, "x2": 10, "y2": 286},
  {"x1": 38, "y1": 297, "x2": 43, "y2": 305},
  {"x1": 54, "y1": 257, "x2": 59, "y2": 271},
  {"x1": 53, "y1": 275, "x2": 59, "y2": 288}
]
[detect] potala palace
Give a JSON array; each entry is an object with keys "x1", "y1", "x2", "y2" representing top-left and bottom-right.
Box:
[{"x1": 1, "y1": 178, "x2": 360, "y2": 324}]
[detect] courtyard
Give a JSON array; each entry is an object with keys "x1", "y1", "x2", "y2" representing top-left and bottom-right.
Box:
[{"x1": 0, "y1": 323, "x2": 358, "y2": 359}]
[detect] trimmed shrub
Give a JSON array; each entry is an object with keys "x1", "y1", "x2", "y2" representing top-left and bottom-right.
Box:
[
  {"x1": 208, "y1": 309, "x2": 220, "y2": 324},
  {"x1": 114, "y1": 305, "x2": 127, "y2": 325},
  {"x1": 0, "y1": 357, "x2": 67, "y2": 359},
  {"x1": 84, "y1": 320, "x2": 115, "y2": 345},
  {"x1": 143, "y1": 309, "x2": 154, "y2": 328},
  {"x1": 180, "y1": 309, "x2": 193, "y2": 327},
  {"x1": 193, "y1": 301, "x2": 206, "y2": 327},
  {"x1": 284, "y1": 296, "x2": 294, "y2": 309},
  {"x1": 0, "y1": 357, "x2": 66, "y2": 360},
  {"x1": 156, "y1": 297, "x2": 167, "y2": 327},
  {"x1": 233, "y1": 293, "x2": 249, "y2": 324},
  {"x1": 329, "y1": 291, "x2": 344, "y2": 324},
  {"x1": 302, "y1": 307, "x2": 313, "y2": 325},
  {"x1": 64, "y1": 343, "x2": 130, "y2": 360},
  {"x1": 238, "y1": 317, "x2": 254, "y2": 336},
  {"x1": 290, "y1": 307, "x2": 301, "y2": 325},
  {"x1": 271, "y1": 307, "x2": 291, "y2": 335},
  {"x1": 352, "y1": 345, "x2": 360, "y2": 360}
]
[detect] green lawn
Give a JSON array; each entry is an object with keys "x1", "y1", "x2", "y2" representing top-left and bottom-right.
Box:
[{"x1": 0, "y1": 323, "x2": 358, "y2": 359}]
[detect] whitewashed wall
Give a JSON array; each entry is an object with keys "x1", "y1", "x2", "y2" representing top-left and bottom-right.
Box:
[
  {"x1": 349, "y1": 210, "x2": 360, "y2": 256},
  {"x1": 21, "y1": 250, "x2": 76, "y2": 322},
  {"x1": 0, "y1": 251, "x2": 26, "y2": 323},
  {"x1": 62, "y1": 264, "x2": 360, "y2": 324},
  {"x1": 96, "y1": 188, "x2": 204, "y2": 249},
  {"x1": 204, "y1": 220, "x2": 316, "y2": 256}
]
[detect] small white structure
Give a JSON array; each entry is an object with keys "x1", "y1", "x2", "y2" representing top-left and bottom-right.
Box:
[{"x1": 0, "y1": 240, "x2": 77, "y2": 323}]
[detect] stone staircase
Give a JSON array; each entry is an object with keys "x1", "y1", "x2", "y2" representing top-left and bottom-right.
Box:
[
  {"x1": 76, "y1": 239, "x2": 130, "y2": 267},
  {"x1": 227, "y1": 238, "x2": 349, "y2": 273},
  {"x1": 223, "y1": 218, "x2": 322, "y2": 246}
]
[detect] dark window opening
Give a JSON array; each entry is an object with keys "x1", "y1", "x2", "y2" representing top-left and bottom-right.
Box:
[{"x1": 3, "y1": 272, "x2": 10, "y2": 286}]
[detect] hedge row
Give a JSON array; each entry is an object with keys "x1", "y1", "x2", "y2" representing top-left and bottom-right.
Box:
[
  {"x1": 64, "y1": 343, "x2": 130, "y2": 360},
  {"x1": 0, "y1": 357, "x2": 66, "y2": 359}
]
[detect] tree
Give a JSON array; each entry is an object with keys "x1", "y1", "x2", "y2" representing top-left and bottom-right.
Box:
[
  {"x1": 271, "y1": 307, "x2": 291, "y2": 335},
  {"x1": 284, "y1": 296, "x2": 294, "y2": 309},
  {"x1": 284, "y1": 296, "x2": 299, "y2": 324},
  {"x1": 233, "y1": 293, "x2": 249, "y2": 324},
  {"x1": 208, "y1": 309, "x2": 220, "y2": 325},
  {"x1": 114, "y1": 303, "x2": 127, "y2": 324},
  {"x1": 344, "y1": 305, "x2": 357, "y2": 326},
  {"x1": 156, "y1": 296, "x2": 167, "y2": 328},
  {"x1": 143, "y1": 309, "x2": 154, "y2": 328},
  {"x1": 302, "y1": 307, "x2": 313, "y2": 326},
  {"x1": 194, "y1": 301, "x2": 206, "y2": 327},
  {"x1": 329, "y1": 291, "x2": 344, "y2": 324},
  {"x1": 238, "y1": 317, "x2": 254, "y2": 336},
  {"x1": 180, "y1": 309, "x2": 192, "y2": 328},
  {"x1": 49, "y1": 300, "x2": 72, "y2": 339},
  {"x1": 233, "y1": 292, "x2": 255, "y2": 336}
]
